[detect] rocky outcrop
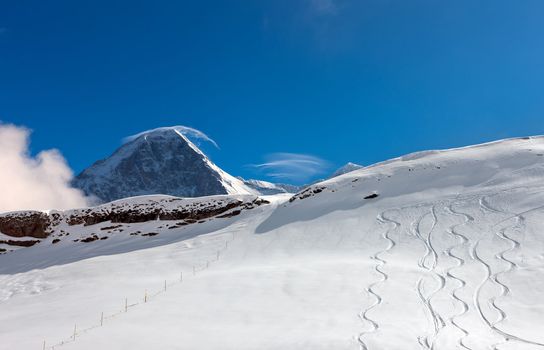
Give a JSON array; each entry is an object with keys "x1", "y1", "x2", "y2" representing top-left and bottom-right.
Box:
[
  {"x1": 0, "y1": 195, "x2": 269, "y2": 252},
  {"x1": 289, "y1": 186, "x2": 326, "y2": 203},
  {"x1": 65, "y1": 197, "x2": 269, "y2": 227},
  {"x1": 0, "y1": 212, "x2": 51, "y2": 238},
  {"x1": 0, "y1": 239, "x2": 41, "y2": 247}
]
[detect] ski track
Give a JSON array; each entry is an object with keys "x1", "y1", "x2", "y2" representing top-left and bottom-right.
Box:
[
  {"x1": 412, "y1": 205, "x2": 446, "y2": 350},
  {"x1": 444, "y1": 203, "x2": 474, "y2": 350},
  {"x1": 358, "y1": 210, "x2": 398, "y2": 350},
  {"x1": 473, "y1": 196, "x2": 544, "y2": 349}
]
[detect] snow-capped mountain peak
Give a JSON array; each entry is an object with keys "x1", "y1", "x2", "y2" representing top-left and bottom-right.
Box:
[
  {"x1": 73, "y1": 127, "x2": 256, "y2": 203},
  {"x1": 329, "y1": 162, "x2": 363, "y2": 178}
]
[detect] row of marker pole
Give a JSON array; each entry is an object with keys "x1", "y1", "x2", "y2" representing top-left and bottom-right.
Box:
[{"x1": 43, "y1": 237, "x2": 231, "y2": 349}]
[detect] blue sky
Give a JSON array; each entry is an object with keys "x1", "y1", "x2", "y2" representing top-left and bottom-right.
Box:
[{"x1": 1, "y1": 0, "x2": 544, "y2": 184}]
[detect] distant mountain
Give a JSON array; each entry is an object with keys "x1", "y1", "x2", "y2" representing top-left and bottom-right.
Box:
[
  {"x1": 305, "y1": 162, "x2": 364, "y2": 186},
  {"x1": 73, "y1": 127, "x2": 256, "y2": 203},
  {"x1": 241, "y1": 178, "x2": 300, "y2": 195},
  {"x1": 329, "y1": 162, "x2": 363, "y2": 178}
]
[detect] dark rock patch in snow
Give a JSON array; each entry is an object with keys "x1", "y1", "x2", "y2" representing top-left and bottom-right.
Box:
[
  {"x1": 289, "y1": 186, "x2": 326, "y2": 203},
  {"x1": 0, "y1": 239, "x2": 40, "y2": 247},
  {"x1": 0, "y1": 212, "x2": 50, "y2": 238}
]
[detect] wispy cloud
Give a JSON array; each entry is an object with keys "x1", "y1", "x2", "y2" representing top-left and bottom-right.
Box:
[
  {"x1": 124, "y1": 125, "x2": 219, "y2": 148},
  {"x1": 250, "y1": 152, "x2": 331, "y2": 183}
]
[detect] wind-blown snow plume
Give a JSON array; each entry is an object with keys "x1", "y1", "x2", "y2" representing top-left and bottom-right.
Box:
[
  {"x1": 0, "y1": 124, "x2": 89, "y2": 212},
  {"x1": 251, "y1": 152, "x2": 330, "y2": 183},
  {"x1": 123, "y1": 125, "x2": 219, "y2": 148}
]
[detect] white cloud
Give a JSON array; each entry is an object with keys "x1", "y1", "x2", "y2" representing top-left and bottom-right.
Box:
[
  {"x1": 251, "y1": 152, "x2": 331, "y2": 183},
  {"x1": 124, "y1": 125, "x2": 219, "y2": 148},
  {"x1": 0, "y1": 124, "x2": 90, "y2": 213}
]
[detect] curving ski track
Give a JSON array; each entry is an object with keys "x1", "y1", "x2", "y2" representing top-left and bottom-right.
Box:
[
  {"x1": 413, "y1": 205, "x2": 446, "y2": 350},
  {"x1": 444, "y1": 203, "x2": 474, "y2": 350},
  {"x1": 358, "y1": 211, "x2": 398, "y2": 350},
  {"x1": 473, "y1": 196, "x2": 544, "y2": 348}
]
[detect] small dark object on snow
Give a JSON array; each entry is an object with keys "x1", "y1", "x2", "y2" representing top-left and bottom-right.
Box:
[
  {"x1": 81, "y1": 235, "x2": 99, "y2": 243},
  {"x1": 52, "y1": 239, "x2": 61, "y2": 244},
  {"x1": 364, "y1": 193, "x2": 379, "y2": 199},
  {"x1": 0, "y1": 239, "x2": 40, "y2": 247},
  {"x1": 142, "y1": 232, "x2": 159, "y2": 237},
  {"x1": 217, "y1": 210, "x2": 241, "y2": 218},
  {"x1": 100, "y1": 225, "x2": 122, "y2": 231}
]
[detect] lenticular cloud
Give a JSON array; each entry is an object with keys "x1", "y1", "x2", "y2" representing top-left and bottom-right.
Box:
[
  {"x1": 0, "y1": 124, "x2": 89, "y2": 212},
  {"x1": 123, "y1": 125, "x2": 219, "y2": 149},
  {"x1": 252, "y1": 152, "x2": 331, "y2": 183}
]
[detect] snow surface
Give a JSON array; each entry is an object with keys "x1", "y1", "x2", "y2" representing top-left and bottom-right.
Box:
[
  {"x1": 241, "y1": 178, "x2": 300, "y2": 195},
  {"x1": 2, "y1": 136, "x2": 544, "y2": 349}
]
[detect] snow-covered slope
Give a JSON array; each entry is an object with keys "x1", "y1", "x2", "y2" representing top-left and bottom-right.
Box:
[
  {"x1": 241, "y1": 178, "x2": 300, "y2": 195},
  {"x1": 3, "y1": 136, "x2": 544, "y2": 350},
  {"x1": 73, "y1": 127, "x2": 257, "y2": 202},
  {"x1": 0, "y1": 194, "x2": 268, "y2": 260}
]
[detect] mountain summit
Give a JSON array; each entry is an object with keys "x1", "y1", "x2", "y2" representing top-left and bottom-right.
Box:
[
  {"x1": 73, "y1": 127, "x2": 255, "y2": 203},
  {"x1": 329, "y1": 162, "x2": 363, "y2": 178}
]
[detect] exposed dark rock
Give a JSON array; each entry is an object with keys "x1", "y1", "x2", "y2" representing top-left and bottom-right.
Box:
[
  {"x1": 0, "y1": 196, "x2": 269, "y2": 252},
  {"x1": 0, "y1": 239, "x2": 40, "y2": 247},
  {"x1": 217, "y1": 210, "x2": 241, "y2": 218},
  {"x1": 0, "y1": 212, "x2": 50, "y2": 238},
  {"x1": 141, "y1": 232, "x2": 159, "y2": 237},
  {"x1": 364, "y1": 193, "x2": 379, "y2": 199},
  {"x1": 100, "y1": 225, "x2": 123, "y2": 231},
  {"x1": 80, "y1": 235, "x2": 99, "y2": 243},
  {"x1": 289, "y1": 186, "x2": 326, "y2": 203}
]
